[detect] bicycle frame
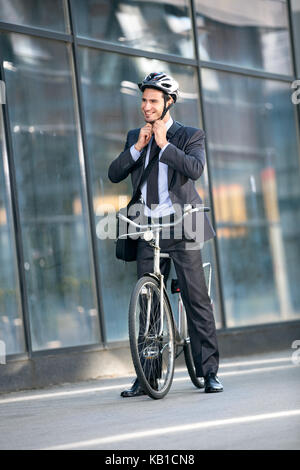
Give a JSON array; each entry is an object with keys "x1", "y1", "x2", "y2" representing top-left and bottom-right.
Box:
[
  {"x1": 141, "y1": 229, "x2": 212, "y2": 344},
  {"x1": 118, "y1": 206, "x2": 211, "y2": 342}
]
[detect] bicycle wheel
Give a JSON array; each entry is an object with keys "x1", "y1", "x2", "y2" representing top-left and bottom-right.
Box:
[
  {"x1": 129, "y1": 275, "x2": 175, "y2": 399},
  {"x1": 184, "y1": 340, "x2": 205, "y2": 389}
]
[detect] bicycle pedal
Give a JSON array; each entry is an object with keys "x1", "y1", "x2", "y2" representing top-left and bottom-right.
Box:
[{"x1": 143, "y1": 345, "x2": 160, "y2": 359}]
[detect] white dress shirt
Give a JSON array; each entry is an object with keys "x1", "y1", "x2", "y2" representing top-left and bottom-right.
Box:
[{"x1": 130, "y1": 117, "x2": 175, "y2": 218}]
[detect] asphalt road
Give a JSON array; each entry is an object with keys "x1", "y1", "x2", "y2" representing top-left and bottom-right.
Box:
[{"x1": 0, "y1": 349, "x2": 299, "y2": 450}]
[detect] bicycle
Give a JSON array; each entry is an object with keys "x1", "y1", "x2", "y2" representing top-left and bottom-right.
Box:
[{"x1": 117, "y1": 205, "x2": 212, "y2": 399}]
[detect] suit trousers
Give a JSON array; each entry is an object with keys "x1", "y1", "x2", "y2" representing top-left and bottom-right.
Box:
[{"x1": 136, "y1": 229, "x2": 219, "y2": 378}]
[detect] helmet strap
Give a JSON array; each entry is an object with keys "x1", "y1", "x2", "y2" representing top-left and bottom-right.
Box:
[{"x1": 160, "y1": 94, "x2": 174, "y2": 120}]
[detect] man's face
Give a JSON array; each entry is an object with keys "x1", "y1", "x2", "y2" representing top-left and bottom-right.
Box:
[{"x1": 141, "y1": 88, "x2": 168, "y2": 123}]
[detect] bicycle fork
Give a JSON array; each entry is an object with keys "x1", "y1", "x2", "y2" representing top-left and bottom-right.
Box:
[
  {"x1": 144, "y1": 275, "x2": 165, "y2": 338},
  {"x1": 144, "y1": 229, "x2": 165, "y2": 338},
  {"x1": 178, "y1": 293, "x2": 188, "y2": 343}
]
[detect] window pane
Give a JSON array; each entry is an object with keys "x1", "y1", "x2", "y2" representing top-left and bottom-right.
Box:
[
  {"x1": 201, "y1": 68, "x2": 300, "y2": 327},
  {"x1": 195, "y1": 0, "x2": 293, "y2": 75},
  {"x1": 0, "y1": 111, "x2": 26, "y2": 355},
  {"x1": 78, "y1": 48, "x2": 222, "y2": 341},
  {"x1": 0, "y1": 0, "x2": 69, "y2": 32},
  {"x1": 73, "y1": 0, "x2": 194, "y2": 58},
  {"x1": 1, "y1": 32, "x2": 101, "y2": 350},
  {"x1": 291, "y1": 0, "x2": 300, "y2": 76}
]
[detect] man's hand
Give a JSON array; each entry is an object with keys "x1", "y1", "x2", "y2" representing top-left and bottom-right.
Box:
[
  {"x1": 134, "y1": 123, "x2": 153, "y2": 151},
  {"x1": 152, "y1": 120, "x2": 168, "y2": 149}
]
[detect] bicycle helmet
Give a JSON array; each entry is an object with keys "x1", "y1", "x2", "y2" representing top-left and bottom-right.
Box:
[
  {"x1": 138, "y1": 72, "x2": 179, "y2": 103},
  {"x1": 138, "y1": 72, "x2": 179, "y2": 119}
]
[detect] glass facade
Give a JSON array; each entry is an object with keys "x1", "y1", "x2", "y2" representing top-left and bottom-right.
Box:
[
  {"x1": 0, "y1": 0, "x2": 69, "y2": 33},
  {"x1": 201, "y1": 70, "x2": 300, "y2": 326},
  {"x1": 73, "y1": 0, "x2": 194, "y2": 58},
  {"x1": 0, "y1": 32, "x2": 101, "y2": 350},
  {"x1": 195, "y1": 0, "x2": 293, "y2": 75},
  {"x1": 0, "y1": 0, "x2": 299, "y2": 357},
  {"x1": 78, "y1": 48, "x2": 222, "y2": 339},
  {"x1": 0, "y1": 106, "x2": 26, "y2": 354},
  {"x1": 291, "y1": 0, "x2": 300, "y2": 75}
]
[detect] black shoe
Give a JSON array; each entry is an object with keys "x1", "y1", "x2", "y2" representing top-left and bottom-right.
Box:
[
  {"x1": 121, "y1": 378, "x2": 146, "y2": 397},
  {"x1": 204, "y1": 372, "x2": 223, "y2": 393}
]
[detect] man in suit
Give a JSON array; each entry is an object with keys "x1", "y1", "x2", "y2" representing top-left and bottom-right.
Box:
[{"x1": 108, "y1": 72, "x2": 223, "y2": 396}]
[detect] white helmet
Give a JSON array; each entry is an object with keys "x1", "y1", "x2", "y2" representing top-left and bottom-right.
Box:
[{"x1": 138, "y1": 72, "x2": 179, "y2": 103}]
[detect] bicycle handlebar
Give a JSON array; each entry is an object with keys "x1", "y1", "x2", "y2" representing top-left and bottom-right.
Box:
[{"x1": 117, "y1": 205, "x2": 210, "y2": 236}]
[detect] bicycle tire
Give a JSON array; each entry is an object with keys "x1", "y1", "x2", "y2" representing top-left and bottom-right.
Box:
[
  {"x1": 184, "y1": 340, "x2": 205, "y2": 389},
  {"x1": 129, "y1": 275, "x2": 175, "y2": 399}
]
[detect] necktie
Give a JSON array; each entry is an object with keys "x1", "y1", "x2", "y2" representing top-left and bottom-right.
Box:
[{"x1": 146, "y1": 138, "x2": 160, "y2": 209}]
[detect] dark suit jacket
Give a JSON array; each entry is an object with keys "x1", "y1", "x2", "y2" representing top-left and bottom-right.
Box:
[{"x1": 108, "y1": 120, "x2": 215, "y2": 242}]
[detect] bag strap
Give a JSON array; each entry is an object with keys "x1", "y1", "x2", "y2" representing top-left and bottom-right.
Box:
[
  {"x1": 138, "y1": 146, "x2": 158, "y2": 187},
  {"x1": 129, "y1": 150, "x2": 157, "y2": 207}
]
